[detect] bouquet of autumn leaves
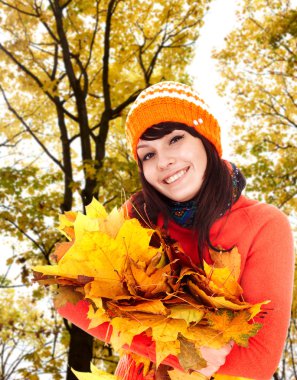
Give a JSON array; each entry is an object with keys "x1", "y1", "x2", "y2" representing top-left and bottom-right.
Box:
[{"x1": 32, "y1": 199, "x2": 269, "y2": 379}]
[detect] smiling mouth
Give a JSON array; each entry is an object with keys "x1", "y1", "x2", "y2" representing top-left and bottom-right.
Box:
[{"x1": 163, "y1": 167, "x2": 189, "y2": 184}]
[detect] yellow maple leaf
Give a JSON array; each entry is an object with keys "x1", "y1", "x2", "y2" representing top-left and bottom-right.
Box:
[
  {"x1": 33, "y1": 230, "x2": 127, "y2": 284},
  {"x1": 155, "y1": 340, "x2": 180, "y2": 367},
  {"x1": 116, "y1": 218, "x2": 159, "y2": 263},
  {"x1": 203, "y1": 262, "x2": 242, "y2": 299},
  {"x1": 248, "y1": 300, "x2": 271, "y2": 320},
  {"x1": 72, "y1": 362, "x2": 117, "y2": 379},
  {"x1": 58, "y1": 210, "x2": 77, "y2": 239},
  {"x1": 84, "y1": 278, "x2": 127, "y2": 300},
  {"x1": 214, "y1": 376, "x2": 253, "y2": 380},
  {"x1": 169, "y1": 305, "x2": 205, "y2": 325},
  {"x1": 110, "y1": 316, "x2": 154, "y2": 351},
  {"x1": 185, "y1": 325, "x2": 226, "y2": 349},
  {"x1": 151, "y1": 318, "x2": 188, "y2": 343},
  {"x1": 34, "y1": 202, "x2": 165, "y2": 306},
  {"x1": 50, "y1": 240, "x2": 74, "y2": 263},
  {"x1": 168, "y1": 369, "x2": 208, "y2": 380},
  {"x1": 127, "y1": 259, "x2": 172, "y2": 298},
  {"x1": 87, "y1": 299, "x2": 110, "y2": 329},
  {"x1": 206, "y1": 310, "x2": 262, "y2": 347},
  {"x1": 85, "y1": 198, "x2": 108, "y2": 219},
  {"x1": 99, "y1": 206, "x2": 125, "y2": 238},
  {"x1": 32, "y1": 199, "x2": 268, "y2": 373}
]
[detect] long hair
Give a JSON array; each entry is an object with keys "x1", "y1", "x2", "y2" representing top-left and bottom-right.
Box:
[{"x1": 130, "y1": 122, "x2": 242, "y2": 265}]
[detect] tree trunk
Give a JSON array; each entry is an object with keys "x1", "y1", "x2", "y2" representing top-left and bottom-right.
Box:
[{"x1": 66, "y1": 324, "x2": 93, "y2": 380}]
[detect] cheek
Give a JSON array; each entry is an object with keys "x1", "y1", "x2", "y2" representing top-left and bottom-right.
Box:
[{"x1": 142, "y1": 165, "x2": 155, "y2": 185}]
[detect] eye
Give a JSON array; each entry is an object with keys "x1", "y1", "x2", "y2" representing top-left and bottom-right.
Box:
[
  {"x1": 142, "y1": 152, "x2": 155, "y2": 162},
  {"x1": 170, "y1": 134, "x2": 184, "y2": 144}
]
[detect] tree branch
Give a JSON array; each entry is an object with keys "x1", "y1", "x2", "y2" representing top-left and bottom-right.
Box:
[
  {"x1": 0, "y1": 85, "x2": 65, "y2": 172},
  {"x1": 95, "y1": 0, "x2": 121, "y2": 166},
  {"x1": 0, "y1": 41, "x2": 77, "y2": 122},
  {"x1": 2, "y1": 217, "x2": 46, "y2": 256},
  {"x1": 0, "y1": 0, "x2": 38, "y2": 17},
  {"x1": 112, "y1": 89, "x2": 143, "y2": 118}
]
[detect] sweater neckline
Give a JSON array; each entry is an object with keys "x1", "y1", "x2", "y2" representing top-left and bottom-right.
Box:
[
  {"x1": 159, "y1": 195, "x2": 247, "y2": 234},
  {"x1": 165, "y1": 162, "x2": 243, "y2": 228}
]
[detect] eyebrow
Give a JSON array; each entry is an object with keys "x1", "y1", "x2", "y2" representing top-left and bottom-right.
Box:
[{"x1": 137, "y1": 143, "x2": 150, "y2": 150}]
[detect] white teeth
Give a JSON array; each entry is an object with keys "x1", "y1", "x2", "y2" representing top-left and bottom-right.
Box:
[{"x1": 164, "y1": 169, "x2": 187, "y2": 184}]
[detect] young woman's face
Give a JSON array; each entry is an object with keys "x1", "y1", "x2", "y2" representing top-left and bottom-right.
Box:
[{"x1": 137, "y1": 130, "x2": 207, "y2": 202}]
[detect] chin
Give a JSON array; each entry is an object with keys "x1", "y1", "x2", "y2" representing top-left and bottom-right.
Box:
[{"x1": 168, "y1": 194, "x2": 194, "y2": 202}]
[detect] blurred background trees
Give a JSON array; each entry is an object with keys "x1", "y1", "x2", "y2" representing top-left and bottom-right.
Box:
[
  {"x1": 215, "y1": 0, "x2": 296, "y2": 215},
  {"x1": 214, "y1": 0, "x2": 296, "y2": 378}
]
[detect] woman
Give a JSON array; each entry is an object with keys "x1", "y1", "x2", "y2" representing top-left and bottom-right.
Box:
[{"x1": 59, "y1": 82, "x2": 294, "y2": 379}]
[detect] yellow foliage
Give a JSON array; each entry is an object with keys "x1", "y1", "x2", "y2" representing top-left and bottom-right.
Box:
[
  {"x1": 33, "y1": 200, "x2": 268, "y2": 374},
  {"x1": 214, "y1": 375, "x2": 253, "y2": 380},
  {"x1": 168, "y1": 369, "x2": 208, "y2": 380},
  {"x1": 72, "y1": 362, "x2": 118, "y2": 379}
]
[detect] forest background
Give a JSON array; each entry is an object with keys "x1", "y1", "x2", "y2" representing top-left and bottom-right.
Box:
[{"x1": 0, "y1": 0, "x2": 296, "y2": 379}]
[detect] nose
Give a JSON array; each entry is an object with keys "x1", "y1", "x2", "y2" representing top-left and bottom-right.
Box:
[{"x1": 157, "y1": 153, "x2": 175, "y2": 170}]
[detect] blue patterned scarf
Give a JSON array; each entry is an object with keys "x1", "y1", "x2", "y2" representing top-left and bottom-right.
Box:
[{"x1": 167, "y1": 162, "x2": 243, "y2": 228}]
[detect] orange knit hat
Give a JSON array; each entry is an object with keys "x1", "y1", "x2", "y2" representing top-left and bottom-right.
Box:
[{"x1": 125, "y1": 81, "x2": 222, "y2": 159}]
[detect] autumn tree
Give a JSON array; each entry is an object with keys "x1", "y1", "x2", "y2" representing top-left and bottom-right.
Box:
[
  {"x1": 0, "y1": 287, "x2": 67, "y2": 380},
  {"x1": 214, "y1": 0, "x2": 296, "y2": 378},
  {"x1": 214, "y1": 0, "x2": 296, "y2": 215},
  {"x1": 0, "y1": 0, "x2": 211, "y2": 378}
]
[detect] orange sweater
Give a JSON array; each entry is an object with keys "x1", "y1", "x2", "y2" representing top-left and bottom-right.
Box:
[
  {"x1": 158, "y1": 195, "x2": 294, "y2": 379},
  {"x1": 58, "y1": 195, "x2": 294, "y2": 379}
]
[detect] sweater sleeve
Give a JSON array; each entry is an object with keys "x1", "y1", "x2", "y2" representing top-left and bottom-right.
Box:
[
  {"x1": 216, "y1": 205, "x2": 294, "y2": 379},
  {"x1": 58, "y1": 300, "x2": 112, "y2": 342},
  {"x1": 57, "y1": 299, "x2": 186, "y2": 369}
]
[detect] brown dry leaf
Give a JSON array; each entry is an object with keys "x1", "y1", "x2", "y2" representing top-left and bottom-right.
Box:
[
  {"x1": 107, "y1": 299, "x2": 169, "y2": 316},
  {"x1": 209, "y1": 247, "x2": 241, "y2": 281},
  {"x1": 169, "y1": 242, "x2": 200, "y2": 272},
  {"x1": 128, "y1": 260, "x2": 172, "y2": 298},
  {"x1": 177, "y1": 267, "x2": 200, "y2": 283},
  {"x1": 54, "y1": 286, "x2": 83, "y2": 308},
  {"x1": 187, "y1": 280, "x2": 249, "y2": 310},
  {"x1": 178, "y1": 334, "x2": 206, "y2": 371}
]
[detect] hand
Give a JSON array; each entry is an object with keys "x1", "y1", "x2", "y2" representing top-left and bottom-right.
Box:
[{"x1": 196, "y1": 342, "x2": 234, "y2": 377}]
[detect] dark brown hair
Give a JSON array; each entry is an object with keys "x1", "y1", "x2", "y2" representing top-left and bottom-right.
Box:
[{"x1": 129, "y1": 122, "x2": 242, "y2": 265}]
